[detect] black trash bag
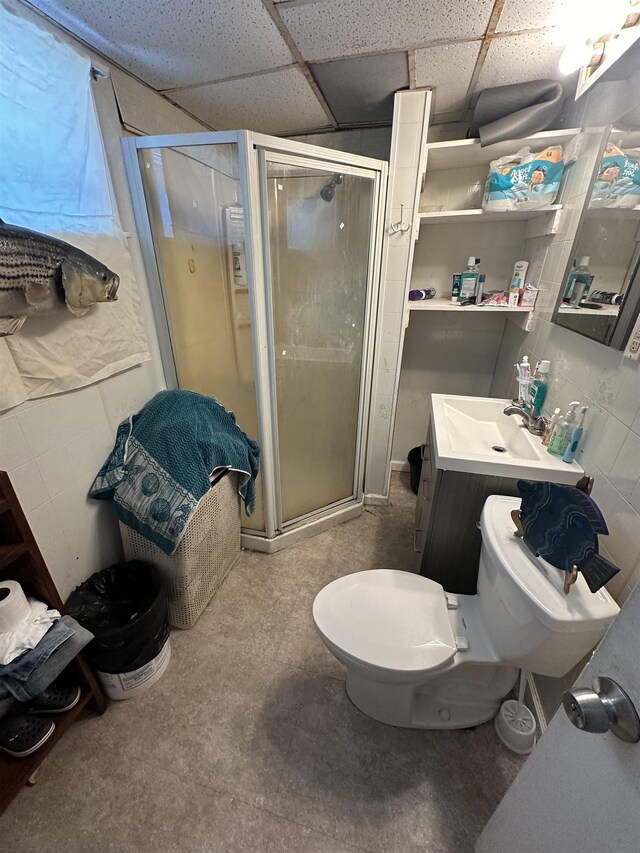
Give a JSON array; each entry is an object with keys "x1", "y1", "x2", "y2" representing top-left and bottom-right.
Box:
[
  {"x1": 408, "y1": 446, "x2": 422, "y2": 495},
  {"x1": 65, "y1": 561, "x2": 169, "y2": 674}
]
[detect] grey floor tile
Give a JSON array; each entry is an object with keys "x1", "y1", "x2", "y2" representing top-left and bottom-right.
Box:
[
  {"x1": 1, "y1": 731, "x2": 359, "y2": 853},
  {"x1": 1, "y1": 474, "x2": 523, "y2": 852}
]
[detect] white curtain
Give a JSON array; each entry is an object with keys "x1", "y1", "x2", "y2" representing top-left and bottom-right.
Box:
[{"x1": 0, "y1": 1, "x2": 150, "y2": 411}]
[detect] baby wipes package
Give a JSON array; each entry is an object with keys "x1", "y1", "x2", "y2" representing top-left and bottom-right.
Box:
[
  {"x1": 590, "y1": 142, "x2": 640, "y2": 209},
  {"x1": 483, "y1": 145, "x2": 565, "y2": 212}
]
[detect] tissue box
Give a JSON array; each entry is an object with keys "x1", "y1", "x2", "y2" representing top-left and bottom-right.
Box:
[{"x1": 518, "y1": 284, "x2": 539, "y2": 308}]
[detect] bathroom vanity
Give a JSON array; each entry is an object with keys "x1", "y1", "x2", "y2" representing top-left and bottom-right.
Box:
[{"x1": 414, "y1": 394, "x2": 583, "y2": 594}]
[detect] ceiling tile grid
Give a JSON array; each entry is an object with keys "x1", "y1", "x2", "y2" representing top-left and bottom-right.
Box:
[
  {"x1": 30, "y1": 0, "x2": 294, "y2": 89},
  {"x1": 168, "y1": 66, "x2": 331, "y2": 134},
  {"x1": 278, "y1": 0, "x2": 495, "y2": 62},
  {"x1": 414, "y1": 40, "x2": 481, "y2": 114},
  {"x1": 477, "y1": 30, "x2": 565, "y2": 91}
]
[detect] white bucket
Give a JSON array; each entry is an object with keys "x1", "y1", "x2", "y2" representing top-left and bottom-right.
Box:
[{"x1": 96, "y1": 637, "x2": 171, "y2": 701}]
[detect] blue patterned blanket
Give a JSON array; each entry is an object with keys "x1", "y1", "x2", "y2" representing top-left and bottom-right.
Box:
[{"x1": 90, "y1": 390, "x2": 260, "y2": 555}]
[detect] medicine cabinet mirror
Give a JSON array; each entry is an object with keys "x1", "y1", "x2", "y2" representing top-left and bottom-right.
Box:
[{"x1": 553, "y1": 50, "x2": 640, "y2": 350}]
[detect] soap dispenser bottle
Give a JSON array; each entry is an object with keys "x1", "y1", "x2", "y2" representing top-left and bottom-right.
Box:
[
  {"x1": 548, "y1": 401, "x2": 580, "y2": 457},
  {"x1": 526, "y1": 360, "x2": 550, "y2": 416},
  {"x1": 542, "y1": 408, "x2": 562, "y2": 446}
]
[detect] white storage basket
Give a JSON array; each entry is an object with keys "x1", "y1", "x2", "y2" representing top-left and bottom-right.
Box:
[{"x1": 120, "y1": 472, "x2": 241, "y2": 629}]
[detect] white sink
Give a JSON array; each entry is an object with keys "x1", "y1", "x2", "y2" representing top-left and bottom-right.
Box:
[{"x1": 431, "y1": 394, "x2": 584, "y2": 484}]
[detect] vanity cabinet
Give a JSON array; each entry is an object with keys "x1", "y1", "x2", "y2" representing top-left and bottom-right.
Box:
[{"x1": 414, "y1": 420, "x2": 520, "y2": 595}]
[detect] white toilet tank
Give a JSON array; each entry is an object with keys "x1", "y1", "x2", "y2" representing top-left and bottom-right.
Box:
[{"x1": 476, "y1": 495, "x2": 619, "y2": 678}]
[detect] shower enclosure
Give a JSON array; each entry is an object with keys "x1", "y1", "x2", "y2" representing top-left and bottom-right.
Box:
[{"x1": 122, "y1": 131, "x2": 387, "y2": 550}]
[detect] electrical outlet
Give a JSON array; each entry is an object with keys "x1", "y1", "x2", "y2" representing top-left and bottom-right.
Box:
[{"x1": 627, "y1": 329, "x2": 640, "y2": 360}]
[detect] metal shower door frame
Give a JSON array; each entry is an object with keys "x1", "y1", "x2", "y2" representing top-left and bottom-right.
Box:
[
  {"x1": 121, "y1": 130, "x2": 387, "y2": 547},
  {"x1": 255, "y1": 146, "x2": 385, "y2": 536}
]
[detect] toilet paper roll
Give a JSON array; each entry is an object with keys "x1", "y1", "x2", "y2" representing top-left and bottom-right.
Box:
[{"x1": 0, "y1": 581, "x2": 30, "y2": 633}]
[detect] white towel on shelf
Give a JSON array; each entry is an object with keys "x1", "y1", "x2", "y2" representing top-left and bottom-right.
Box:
[{"x1": 0, "y1": 599, "x2": 61, "y2": 666}]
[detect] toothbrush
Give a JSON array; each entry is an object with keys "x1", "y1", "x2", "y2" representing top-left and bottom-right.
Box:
[{"x1": 563, "y1": 406, "x2": 588, "y2": 463}]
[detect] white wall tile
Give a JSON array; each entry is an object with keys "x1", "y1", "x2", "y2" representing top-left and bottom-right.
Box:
[
  {"x1": 36, "y1": 447, "x2": 75, "y2": 499},
  {"x1": 9, "y1": 461, "x2": 48, "y2": 512},
  {"x1": 591, "y1": 473, "x2": 640, "y2": 575},
  {"x1": 380, "y1": 311, "x2": 403, "y2": 343},
  {"x1": 0, "y1": 415, "x2": 31, "y2": 471},
  {"x1": 17, "y1": 386, "x2": 106, "y2": 457},
  {"x1": 609, "y1": 431, "x2": 640, "y2": 504},
  {"x1": 29, "y1": 500, "x2": 63, "y2": 551},
  {"x1": 385, "y1": 244, "x2": 410, "y2": 281},
  {"x1": 612, "y1": 360, "x2": 640, "y2": 429},
  {"x1": 580, "y1": 409, "x2": 628, "y2": 480},
  {"x1": 391, "y1": 167, "x2": 418, "y2": 207},
  {"x1": 393, "y1": 122, "x2": 422, "y2": 169},
  {"x1": 67, "y1": 422, "x2": 115, "y2": 487}
]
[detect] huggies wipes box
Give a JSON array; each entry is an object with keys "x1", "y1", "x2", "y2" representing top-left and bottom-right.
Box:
[
  {"x1": 590, "y1": 142, "x2": 640, "y2": 209},
  {"x1": 483, "y1": 144, "x2": 570, "y2": 212}
]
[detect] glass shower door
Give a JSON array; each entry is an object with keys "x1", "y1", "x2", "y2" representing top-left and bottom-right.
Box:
[
  {"x1": 260, "y1": 153, "x2": 377, "y2": 527},
  {"x1": 133, "y1": 140, "x2": 265, "y2": 532}
]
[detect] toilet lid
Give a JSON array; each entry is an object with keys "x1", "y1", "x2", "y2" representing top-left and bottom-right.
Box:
[{"x1": 313, "y1": 570, "x2": 456, "y2": 673}]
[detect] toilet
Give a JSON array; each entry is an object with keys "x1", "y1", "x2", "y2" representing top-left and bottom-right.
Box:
[{"x1": 313, "y1": 495, "x2": 619, "y2": 729}]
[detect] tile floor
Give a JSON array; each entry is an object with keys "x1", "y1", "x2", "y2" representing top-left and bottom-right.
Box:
[{"x1": 2, "y1": 474, "x2": 524, "y2": 852}]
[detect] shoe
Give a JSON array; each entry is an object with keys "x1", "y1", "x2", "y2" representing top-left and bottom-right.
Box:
[
  {"x1": 28, "y1": 681, "x2": 81, "y2": 715},
  {"x1": 0, "y1": 713, "x2": 55, "y2": 757}
]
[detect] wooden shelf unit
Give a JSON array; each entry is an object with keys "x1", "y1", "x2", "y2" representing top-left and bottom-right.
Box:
[{"x1": 0, "y1": 470, "x2": 107, "y2": 815}]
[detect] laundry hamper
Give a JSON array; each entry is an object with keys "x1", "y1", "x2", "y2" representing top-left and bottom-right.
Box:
[{"x1": 119, "y1": 472, "x2": 241, "y2": 629}]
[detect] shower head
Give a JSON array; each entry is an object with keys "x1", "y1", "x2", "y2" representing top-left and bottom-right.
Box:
[{"x1": 320, "y1": 173, "x2": 343, "y2": 202}]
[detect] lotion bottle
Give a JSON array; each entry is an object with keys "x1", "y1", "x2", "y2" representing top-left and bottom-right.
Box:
[
  {"x1": 548, "y1": 401, "x2": 580, "y2": 456},
  {"x1": 542, "y1": 408, "x2": 561, "y2": 446}
]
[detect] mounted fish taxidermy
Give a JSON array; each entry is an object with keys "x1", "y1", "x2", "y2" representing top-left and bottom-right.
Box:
[{"x1": 0, "y1": 220, "x2": 119, "y2": 335}]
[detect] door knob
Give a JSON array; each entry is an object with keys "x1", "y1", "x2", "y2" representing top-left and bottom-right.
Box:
[{"x1": 563, "y1": 676, "x2": 640, "y2": 743}]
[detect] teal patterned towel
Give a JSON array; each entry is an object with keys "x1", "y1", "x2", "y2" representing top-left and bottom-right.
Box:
[{"x1": 90, "y1": 390, "x2": 260, "y2": 555}]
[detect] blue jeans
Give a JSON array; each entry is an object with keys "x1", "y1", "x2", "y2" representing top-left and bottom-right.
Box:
[{"x1": 0, "y1": 616, "x2": 93, "y2": 701}]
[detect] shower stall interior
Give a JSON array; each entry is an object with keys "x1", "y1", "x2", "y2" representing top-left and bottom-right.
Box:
[{"x1": 122, "y1": 131, "x2": 387, "y2": 550}]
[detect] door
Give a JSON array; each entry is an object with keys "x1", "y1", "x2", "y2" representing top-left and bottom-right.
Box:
[
  {"x1": 476, "y1": 582, "x2": 640, "y2": 853},
  {"x1": 259, "y1": 151, "x2": 381, "y2": 531}
]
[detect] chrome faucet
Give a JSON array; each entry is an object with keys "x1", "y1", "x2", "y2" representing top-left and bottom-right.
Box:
[{"x1": 503, "y1": 403, "x2": 549, "y2": 436}]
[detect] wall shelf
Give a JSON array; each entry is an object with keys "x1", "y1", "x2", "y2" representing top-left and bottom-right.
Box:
[
  {"x1": 408, "y1": 297, "x2": 534, "y2": 313},
  {"x1": 424, "y1": 129, "x2": 581, "y2": 171},
  {"x1": 418, "y1": 205, "x2": 562, "y2": 226}
]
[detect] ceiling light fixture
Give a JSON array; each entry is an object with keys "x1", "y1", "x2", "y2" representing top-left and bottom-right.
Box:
[{"x1": 557, "y1": 0, "x2": 635, "y2": 76}]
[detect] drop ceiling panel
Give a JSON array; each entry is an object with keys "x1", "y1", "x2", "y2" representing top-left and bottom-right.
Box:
[
  {"x1": 311, "y1": 52, "x2": 408, "y2": 124},
  {"x1": 414, "y1": 41, "x2": 480, "y2": 114},
  {"x1": 30, "y1": 0, "x2": 293, "y2": 89},
  {"x1": 279, "y1": 0, "x2": 495, "y2": 62},
  {"x1": 169, "y1": 67, "x2": 330, "y2": 134},
  {"x1": 496, "y1": 0, "x2": 570, "y2": 33},
  {"x1": 477, "y1": 31, "x2": 564, "y2": 91}
]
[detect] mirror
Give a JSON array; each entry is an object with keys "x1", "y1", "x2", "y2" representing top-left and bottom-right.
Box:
[
  {"x1": 553, "y1": 125, "x2": 640, "y2": 349},
  {"x1": 552, "y1": 29, "x2": 640, "y2": 355}
]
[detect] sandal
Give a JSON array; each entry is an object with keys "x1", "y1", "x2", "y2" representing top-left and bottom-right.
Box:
[
  {"x1": 28, "y1": 681, "x2": 81, "y2": 715},
  {"x1": 0, "y1": 713, "x2": 55, "y2": 757}
]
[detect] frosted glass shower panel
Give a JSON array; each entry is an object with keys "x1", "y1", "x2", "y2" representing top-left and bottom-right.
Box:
[
  {"x1": 265, "y1": 163, "x2": 375, "y2": 523},
  {"x1": 139, "y1": 143, "x2": 264, "y2": 531}
]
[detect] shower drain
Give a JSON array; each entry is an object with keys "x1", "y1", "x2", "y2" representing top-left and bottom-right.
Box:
[{"x1": 492, "y1": 445, "x2": 507, "y2": 453}]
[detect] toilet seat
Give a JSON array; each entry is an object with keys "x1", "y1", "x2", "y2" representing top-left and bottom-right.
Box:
[{"x1": 313, "y1": 569, "x2": 456, "y2": 673}]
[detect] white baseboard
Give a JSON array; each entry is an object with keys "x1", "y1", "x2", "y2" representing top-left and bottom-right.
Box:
[
  {"x1": 390, "y1": 460, "x2": 410, "y2": 472},
  {"x1": 364, "y1": 493, "x2": 390, "y2": 506}
]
